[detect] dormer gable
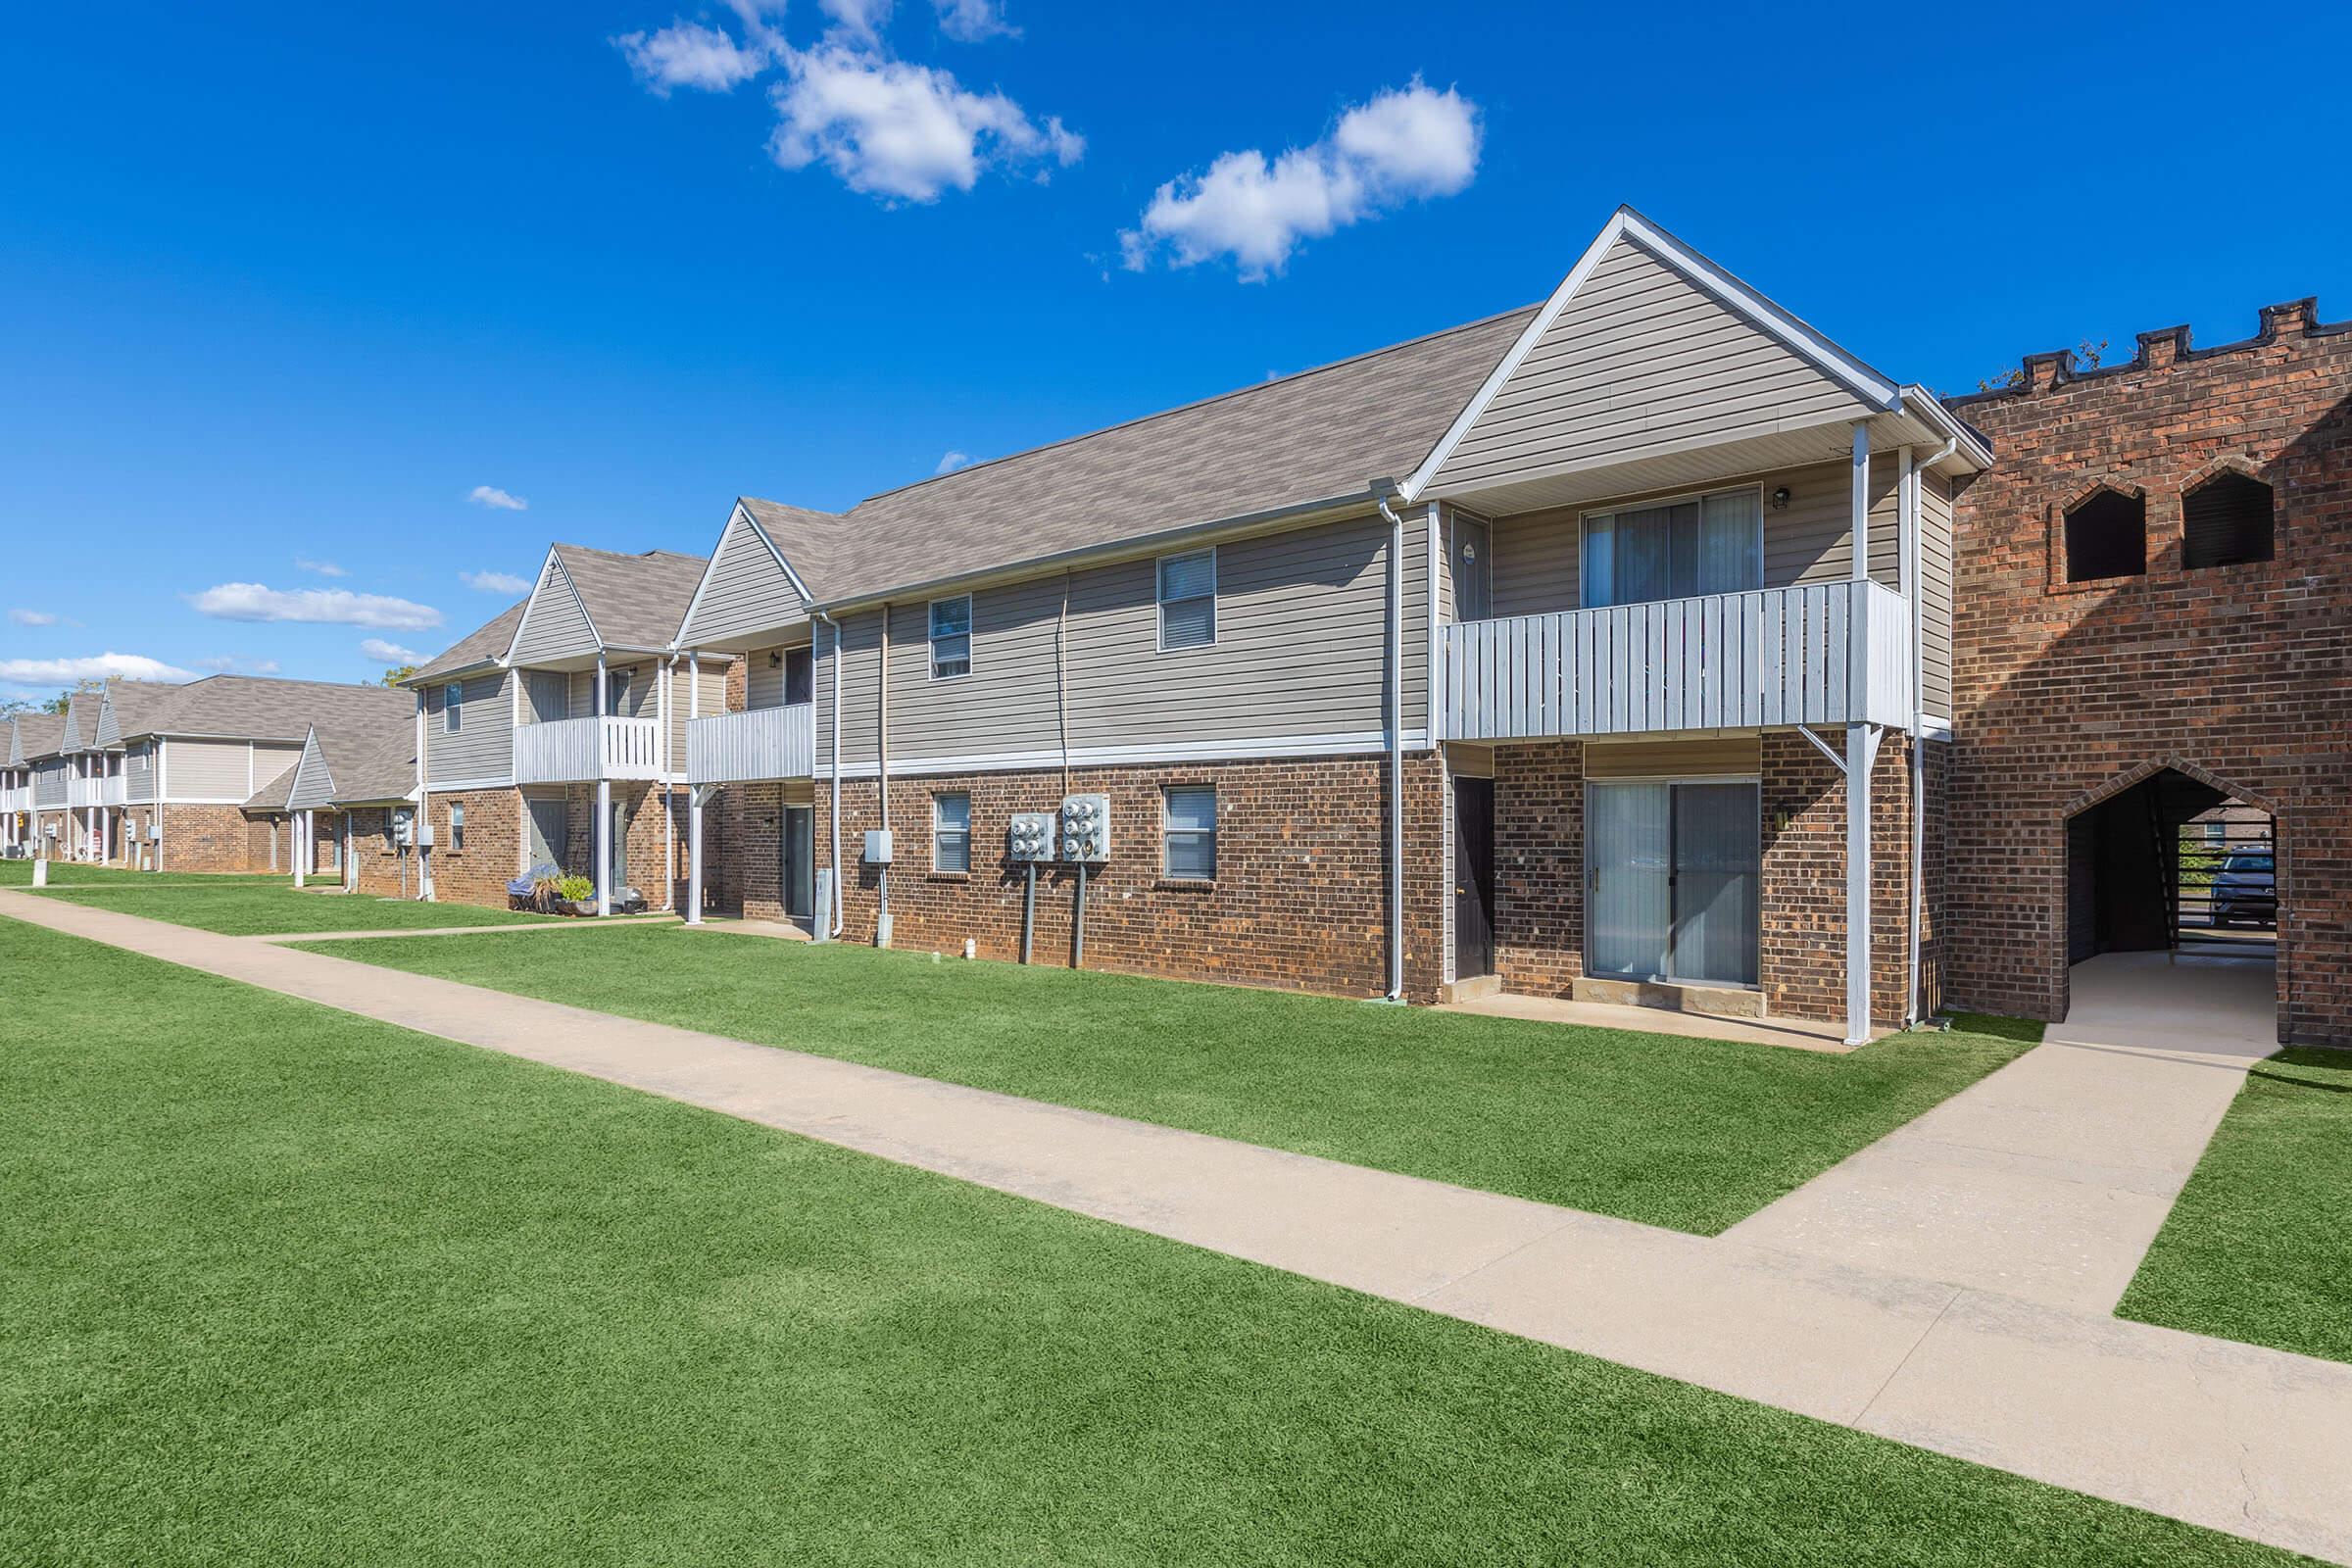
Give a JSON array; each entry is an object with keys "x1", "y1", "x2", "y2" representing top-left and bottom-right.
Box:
[
  {"x1": 505, "y1": 548, "x2": 601, "y2": 666},
  {"x1": 676, "y1": 503, "x2": 814, "y2": 652}
]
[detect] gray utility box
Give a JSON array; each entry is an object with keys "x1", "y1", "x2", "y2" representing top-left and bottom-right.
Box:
[
  {"x1": 1058, "y1": 794, "x2": 1110, "y2": 862},
  {"x1": 1007, "y1": 811, "x2": 1056, "y2": 863},
  {"x1": 863, "y1": 828, "x2": 894, "y2": 864}
]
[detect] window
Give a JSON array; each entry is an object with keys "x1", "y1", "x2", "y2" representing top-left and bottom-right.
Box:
[
  {"x1": 2063, "y1": 488, "x2": 2146, "y2": 582},
  {"x1": 1162, "y1": 786, "x2": 1216, "y2": 879},
  {"x1": 932, "y1": 792, "x2": 970, "y2": 873},
  {"x1": 606, "y1": 670, "x2": 632, "y2": 713},
  {"x1": 1157, "y1": 549, "x2": 1217, "y2": 650},
  {"x1": 2181, "y1": 471, "x2": 2275, "y2": 569},
  {"x1": 1582, "y1": 488, "x2": 1761, "y2": 608},
  {"x1": 443, "y1": 683, "x2": 462, "y2": 733},
  {"x1": 930, "y1": 596, "x2": 972, "y2": 680},
  {"x1": 448, "y1": 803, "x2": 466, "y2": 853},
  {"x1": 784, "y1": 645, "x2": 814, "y2": 706}
]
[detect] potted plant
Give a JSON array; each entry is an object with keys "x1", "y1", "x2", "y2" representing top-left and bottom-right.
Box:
[{"x1": 544, "y1": 874, "x2": 598, "y2": 916}]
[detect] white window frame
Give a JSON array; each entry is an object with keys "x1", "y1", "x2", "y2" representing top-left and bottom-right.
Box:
[
  {"x1": 443, "y1": 682, "x2": 462, "y2": 733},
  {"x1": 932, "y1": 791, "x2": 971, "y2": 874},
  {"x1": 1161, "y1": 784, "x2": 1216, "y2": 880},
  {"x1": 1577, "y1": 482, "x2": 1767, "y2": 610},
  {"x1": 1155, "y1": 547, "x2": 1218, "y2": 653},
  {"x1": 929, "y1": 595, "x2": 973, "y2": 681},
  {"x1": 449, "y1": 802, "x2": 466, "y2": 853}
]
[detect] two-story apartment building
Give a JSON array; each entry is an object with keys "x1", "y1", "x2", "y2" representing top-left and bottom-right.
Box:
[
  {"x1": 398, "y1": 546, "x2": 717, "y2": 913},
  {"x1": 639, "y1": 209, "x2": 1986, "y2": 1045},
  {"x1": 4, "y1": 713, "x2": 67, "y2": 857}
]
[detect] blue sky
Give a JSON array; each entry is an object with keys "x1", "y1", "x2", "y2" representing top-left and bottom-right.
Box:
[{"x1": 4, "y1": 0, "x2": 2347, "y2": 699}]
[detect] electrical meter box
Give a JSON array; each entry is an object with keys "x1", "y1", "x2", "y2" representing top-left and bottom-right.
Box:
[
  {"x1": 392, "y1": 809, "x2": 414, "y2": 847},
  {"x1": 863, "y1": 828, "x2": 894, "y2": 864},
  {"x1": 1007, "y1": 811, "x2": 1056, "y2": 863},
  {"x1": 1057, "y1": 794, "x2": 1110, "y2": 862}
]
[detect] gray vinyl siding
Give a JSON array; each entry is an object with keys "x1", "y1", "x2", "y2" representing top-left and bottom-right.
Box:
[
  {"x1": 746, "y1": 642, "x2": 811, "y2": 710},
  {"x1": 509, "y1": 560, "x2": 596, "y2": 664},
  {"x1": 564, "y1": 663, "x2": 657, "y2": 722},
  {"x1": 34, "y1": 758, "x2": 67, "y2": 808},
  {"x1": 166, "y1": 737, "x2": 251, "y2": 800},
  {"x1": 1487, "y1": 458, "x2": 1902, "y2": 622},
  {"x1": 425, "y1": 669, "x2": 514, "y2": 785},
  {"x1": 671, "y1": 661, "x2": 730, "y2": 763},
  {"x1": 680, "y1": 514, "x2": 808, "y2": 647},
  {"x1": 286, "y1": 734, "x2": 337, "y2": 810},
  {"x1": 123, "y1": 741, "x2": 157, "y2": 804},
  {"x1": 1584, "y1": 736, "x2": 1762, "y2": 777},
  {"x1": 1920, "y1": 469, "x2": 1955, "y2": 717},
  {"x1": 253, "y1": 742, "x2": 302, "y2": 795},
  {"x1": 819, "y1": 512, "x2": 1410, "y2": 771},
  {"x1": 1429, "y1": 236, "x2": 1874, "y2": 494}
]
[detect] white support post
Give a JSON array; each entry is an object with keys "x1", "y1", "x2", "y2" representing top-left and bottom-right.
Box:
[
  {"x1": 1845, "y1": 720, "x2": 1884, "y2": 1046},
  {"x1": 687, "y1": 784, "x2": 705, "y2": 925},
  {"x1": 294, "y1": 810, "x2": 307, "y2": 888},
  {"x1": 659, "y1": 657, "x2": 673, "y2": 911},
  {"x1": 594, "y1": 651, "x2": 612, "y2": 918},
  {"x1": 1850, "y1": 418, "x2": 1872, "y2": 582}
]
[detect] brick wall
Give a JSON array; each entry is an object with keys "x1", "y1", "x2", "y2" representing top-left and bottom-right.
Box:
[
  {"x1": 1494, "y1": 741, "x2": 1585, "y2": 997},
  {"x1": 1757, "y1": 731, "x2": 1914, "y2": 1028},
  {"x1": 810, "y1": 753, "x2": 1445, "y2": 1001},
  {"x1": 558, "y1": 781, "x2": 677, "y2": 909},
  {"x1": 160, "y1": 804, "x2": 265, "y2": 873},
  {"x1": 424, "y1": 787, "x2": 523, "y2": 906},
  {"x1": 343, "y1": 807, "x2": 422, "y2": 898},
  {"x1": 1945, "y1": 302, "x2": 2352, "y2": 1044}
]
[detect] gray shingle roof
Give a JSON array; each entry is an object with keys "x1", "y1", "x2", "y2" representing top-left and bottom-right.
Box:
[
  {"x1": 243, "y1": 765, "x2": 299, "y2": 811},
  {"x1": 409, "y1": 599, "x2": 527, "y2": 684},
  {"x1": 98, "y1": 679, "x2": 185, "y2": 748},
  {"x1": 743, "y1": 306, "x2": 1536, "y2": 609},
  {"x1": 14, "y1": 711, "x2": 66, "y2": 761},
  {"x1": 130, "y1": 674, "x2": 413, "y2": 743},
  {"x1": 553, "y1": 545, "x2": 709, "y2": 650},
  {"x1": 327, "y1": 727, "x2": 420, "y2": 806}
]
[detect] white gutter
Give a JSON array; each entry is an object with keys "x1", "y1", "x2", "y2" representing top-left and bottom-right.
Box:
[
  {"x1": 813, "y1": 610, "x2": 845, "y2": 938},
  {"x1": 1376, "y1": 488, "x2": 1407, "y2": 1003}
]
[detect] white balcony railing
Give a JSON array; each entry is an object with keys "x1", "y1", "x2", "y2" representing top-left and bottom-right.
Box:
[
  {"x1": 67, "y1": 775, "x2": 99, "y2": 808},
  {"x1": 513, "y1": 714, "x2": 664, "y2": 784},
  {"x1": 1442, "y1": 579, "x2": 1910, "y2": 743},
  {"x1": 100, "y1": 774, "x2": 124, "y2": 807},
  {"x1": 686, "y1": 703, "x2": 814, "y2": 784}
]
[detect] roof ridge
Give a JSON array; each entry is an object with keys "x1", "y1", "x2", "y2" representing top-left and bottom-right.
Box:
[
  {"x1": 844, "y1": 301, "x2": 1544, "y2": 512},
  {"x1": 553, "y1": 541, "x2": 710, "y2": 565}
]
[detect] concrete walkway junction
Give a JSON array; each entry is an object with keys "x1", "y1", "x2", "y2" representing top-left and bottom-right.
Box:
[{"x1": 3, "y1": 888, "x2": 2344, "y2": 1563}]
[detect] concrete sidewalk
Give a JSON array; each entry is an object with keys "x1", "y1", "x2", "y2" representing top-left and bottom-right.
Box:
[
  {"x1": 6, "y1": 890, "x2": 2347, "y2": 1564},
  {"x1": 1726, "y1": 953, "x2": 2278, "y2": 1312}
]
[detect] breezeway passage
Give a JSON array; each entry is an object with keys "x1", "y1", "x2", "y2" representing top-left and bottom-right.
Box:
[{"x1": 6, "y1": 889, "x2": 2349, "y2": 1564}]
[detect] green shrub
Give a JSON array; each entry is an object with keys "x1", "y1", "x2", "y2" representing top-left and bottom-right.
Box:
[{"x1": 552, "y1": 875, "x2": 595, "y2": 902}]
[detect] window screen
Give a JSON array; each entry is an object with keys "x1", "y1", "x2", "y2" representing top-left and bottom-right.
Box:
[
  {"x1": 1158, "y1": 550, "x2": 1217, "y2": 650},
  {"x1": 933, "y1": 792, "x2": 970, "y2": 873},
  {"x1": 931, "y1": 597, "x2": 972, "y2": 679}
]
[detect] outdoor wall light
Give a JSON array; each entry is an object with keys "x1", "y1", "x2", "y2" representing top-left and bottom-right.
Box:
[
  {"x1": 1771, "y1": 486, "x2": 1791, "y2": 511},
  {"x1": 769, "y1": 651, "x2": 782, "y2": 666}
]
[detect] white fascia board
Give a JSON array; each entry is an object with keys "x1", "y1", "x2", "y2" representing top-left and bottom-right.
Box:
[{"x1": 823, "y1": 728, "x2": 1435, "y2": 780}]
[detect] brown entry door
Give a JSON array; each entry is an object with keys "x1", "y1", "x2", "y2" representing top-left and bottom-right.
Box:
[{"x1": 1454, "y1": 777, "x2": 1496, "y2": 980}]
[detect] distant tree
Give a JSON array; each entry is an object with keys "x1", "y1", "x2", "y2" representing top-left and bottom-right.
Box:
[
  {"x1": 41, "y1": 691, "x2": 73, "y2": 714},
  {"x1": 1977, "y1": 337, "x2": 2109, "y2": 394},
  {"x1": 0, "y1": 697, "x2": 29, "y2": 715},
  {"x1": 378, "y1": 664, "x2": 418, "y2": 688}
]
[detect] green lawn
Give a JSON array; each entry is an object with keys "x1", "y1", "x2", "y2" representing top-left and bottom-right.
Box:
[
  {"x1": 34, "y1": 881, "x2": 559, "y2": 934},
  {"x1": 0, "y1": 916, "x2": 2284, "y2": 1565},
  {"x1": 0, "y1": 858, "x2": 280, "y2": 887},
  {"x1": 2120, "y1": 1047, "x2": 2352, "y2": 1364},
  {"x1": 303, "y1": 926, "x2": 2033, "y2": 1235}
]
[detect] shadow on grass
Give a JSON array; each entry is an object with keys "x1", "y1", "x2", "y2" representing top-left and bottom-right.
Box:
[{"x1": 1944, "y1": 1012, "x2": 2046, "y2": 1045}]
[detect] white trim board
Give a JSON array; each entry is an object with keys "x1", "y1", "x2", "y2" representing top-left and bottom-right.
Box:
[{"x1": 823, "y1": 729, "x2": 1437, "y2": 781}]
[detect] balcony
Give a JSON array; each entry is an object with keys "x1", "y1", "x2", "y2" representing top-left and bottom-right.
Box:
[
  {"x1": 686, "y1": 703, "x2": 814, "y2": 785},
  {"x1": 100, "y1": 774, "x2": 124, "y2": 807},
  {"x1": 67, "y1": 774, "x2": 102, "y2": 808},
  {"x1": 1442, "y1": 579, "x2": 1910, "y2": 743},
  {"x1": 513, "y1": 715, "x2": 664, "y2": 784}
]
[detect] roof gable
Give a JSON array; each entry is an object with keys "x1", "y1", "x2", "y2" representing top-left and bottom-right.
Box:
[
  {"x1": 60, "y1": 693, "x2": 89, "y2": 751},
  {"x1": 676, "y1": 506, "x2": 813, "y2": 649},
  {"x1": 284, "y1": 728, "x2": 336, "y2": 810},
  {"x1": 507, "y1": 550, "x2": 600, "y2": 665},
  {"x1": 1407, "y1": 208, "x2": 1897, "y2": 508},
  {"x1": 554, "y1": 545, "x2": 708, "y2": 651}
]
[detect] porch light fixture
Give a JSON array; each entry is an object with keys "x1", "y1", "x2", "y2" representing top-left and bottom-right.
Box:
[
  {"x1": 1771, "y1": 487, "x2": 1791, "y2": 511},
  {"x1": 768, "y1": 651, "x2": 781, "y2": 666}
]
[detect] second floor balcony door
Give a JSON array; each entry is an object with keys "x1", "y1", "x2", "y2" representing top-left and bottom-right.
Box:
[{"x1": 1582, "y1": 488, "x2": 1761, "y2": 610}]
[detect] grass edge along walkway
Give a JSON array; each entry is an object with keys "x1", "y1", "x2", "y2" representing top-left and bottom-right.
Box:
[
  {"x1": 0, "y1": 914, "x2": 2290, "y2": 1567},
  {"x1": 302, "y1": 922, "x2": 2034, "y2": 1236},
  {"x1": 2119, "y1": 1046, "x2": 2352, "y2": 1365},
  {"x1": 36, "y1": 880, "x2": 557, "y2": 935}
]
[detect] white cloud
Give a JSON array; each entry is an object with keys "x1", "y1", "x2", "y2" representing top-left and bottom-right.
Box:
[
  {"x1": 8, "y1": 608, "x2": 68, "y2": 627},
  {"x1": 933, "y1": 449, "x2": 972, "y2": 475},
  {"x1": 296, "y1": 558, "x2": 347, "y2": 577},
  {"x1": 615, "y1": 19, "x2": 773, "y2": 94},
  {"x1": 767, "y1": 44, "x2": 1081, "y2": 202},
  {"x1": 467, "y1": 484, "x2": 529, "y2": 512},
  {"x1": 360, "y1": 639, "x2": 428, "y2": 665},
  {"x1": 1119, "y1": 79, "x2": 1480, "y2": 279},
  {"x1": 188, "y1": 583, "x2": 444, "y2": 631},
  {"x1": 933, "y1": 0, "x2": 1016, "y2": 41},
  {"x1": 0, "y1": 653, "x2": 198, "y2": 685},
  {"x1": 819, "y1": 0, "x2": 895, "y2": 43},
  {"x1": 461, "y1": 569, "x2": 533, "y2": 595},
  {"x1": 195, "y1": 656, "x2": 281, "y2": 675}
]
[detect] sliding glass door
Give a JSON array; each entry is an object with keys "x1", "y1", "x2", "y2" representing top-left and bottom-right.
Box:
[
  {"x1": 1582, "y1": 488, "x2": 1761, "y2": 609},
  {"x1": 1586, "y1": 780, "x2": 1759, "y2": 987}
]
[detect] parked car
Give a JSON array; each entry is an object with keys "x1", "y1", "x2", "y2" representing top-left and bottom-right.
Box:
[{"x1": 2209, "y1": 851, "x2": 2276, "y2": 927}]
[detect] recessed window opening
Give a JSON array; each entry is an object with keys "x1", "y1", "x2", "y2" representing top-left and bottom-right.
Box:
[
  {"x1": 2181, "y1": 471, "x2": 2275, "y2": 569},
  {"x1": 1583, "y1": 487, "x2": 1761, "y2": 609},
  {"x1": 930, "y1": 596, "x2": 972, "y2": 680},
  {"x1": 932, "y1": 792, "x2": 970, "y2": 873},
  {"x1": 2063, "y1": 488, "x2": 2147, "y2": 582}
]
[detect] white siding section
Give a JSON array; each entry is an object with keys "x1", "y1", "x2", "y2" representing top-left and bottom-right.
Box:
[
  {"x1": 1429, "y1": 236, "x2": 1874, "y2": 497},
  {"x1": 252, "y1": 742, "x2": 301, "y2": 793},
  {"x1": 1920, "y1": 468, "x2": 1955, "y2": 716},
  {"x1": 165, "y1": 737, "x2": 251, "y2": 799},
  {"x1": 122, "y1": 741, "x2": 157, "y2": 804}
]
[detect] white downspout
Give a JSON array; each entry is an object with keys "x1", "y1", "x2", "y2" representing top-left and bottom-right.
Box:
[
  {"x1": 1376, "y1": 490, "x2": 1407, "y2": 1003},
  {"x1": 814, "y1": 611, "x2": 845, "y2": 938}
]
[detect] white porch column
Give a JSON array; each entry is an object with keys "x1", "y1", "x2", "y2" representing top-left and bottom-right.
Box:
[
  {"x1": 594, "y1": 651, "x2": 612, "y2": 917},
  {"x1": 1845, "y1": 721, "x2": 1884, "y2": 1046},
  {"x1": 1850, "y1": 418, "x2": 1871, "y2": 581},
  {"x1": 293, "y1": 810, "x2": 308, "y2": 888},
  {"x1": 684, "y1": 653, "x2": 701, "y2": 923}
]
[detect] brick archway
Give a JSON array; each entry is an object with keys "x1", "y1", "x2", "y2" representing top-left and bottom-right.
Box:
[{"x1": 2061, "y1": 756, "x2": 2281, "y2": 821}]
